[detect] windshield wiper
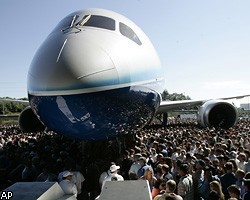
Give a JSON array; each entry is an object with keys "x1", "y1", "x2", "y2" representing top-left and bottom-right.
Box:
[
  {"x1": 77, "y1": 15, "x2": 91, "y2": 26},
  {"x1": 62, "y1": 15, "x2": 80, "y2": 32}
]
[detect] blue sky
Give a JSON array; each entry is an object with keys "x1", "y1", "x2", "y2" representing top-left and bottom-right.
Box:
[{"x1": 0, "y1": 0, "x2": 250, "y2": 105}]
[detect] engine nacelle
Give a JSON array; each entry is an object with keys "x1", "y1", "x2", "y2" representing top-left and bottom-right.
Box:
[
  {"x1": 19, "y1": 106, "x2": 45, "y2": 132},
  {"x1": 198, "y1": 100, "x2": 238, "y2": 129}
]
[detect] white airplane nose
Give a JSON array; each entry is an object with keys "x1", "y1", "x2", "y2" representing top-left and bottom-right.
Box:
[{"x1": 28, "y1": 33, "x2": 119, "y2": 95}]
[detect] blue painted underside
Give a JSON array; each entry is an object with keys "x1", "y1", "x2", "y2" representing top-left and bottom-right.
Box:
[{"x1": 29, "y1": 85, "x2": 161, "y2": 140}]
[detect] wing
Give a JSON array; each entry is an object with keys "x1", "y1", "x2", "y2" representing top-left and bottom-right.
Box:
[
  {"x1": 0, "y1": 99, "x2": 29, "y2": 105},
  {"x1": 158, "y1": 94, "x2": 250, "y2": 113},
  {"x1": 157, "y1": 99, "x2": 205, "y2": 113},
  {"x1": 157, "y1": 94, "x2": 250, "y2": 129}
]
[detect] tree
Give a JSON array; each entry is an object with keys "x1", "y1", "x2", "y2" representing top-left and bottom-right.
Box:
[
  {"x1": 0, "y1": 98, "x2": 27, "y2": 114},
  {"x1": 161, "y1": 89, "x2": 191, "y2": 101}
]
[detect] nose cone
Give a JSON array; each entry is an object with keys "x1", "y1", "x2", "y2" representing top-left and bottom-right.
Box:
[{"x1": 28, "y1": 33, "x2": 118, "y2": 95}]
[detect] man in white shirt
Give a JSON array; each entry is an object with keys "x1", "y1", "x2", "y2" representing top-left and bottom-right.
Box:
[
  {"x1": 102, "y1": 164, "x2": 124, "y2": 189},
  {"x1": 59, "y1": 171, "x2": 78, "y2": 197},
  {"x1": 129, "y1": 153, "x2": 141, "y2": 176},
  {"x1": 58, "y1": 160, "x2": 85, "y2": 197}
]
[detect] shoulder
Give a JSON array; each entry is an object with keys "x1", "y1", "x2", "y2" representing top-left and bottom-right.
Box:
[
  {"x1": 176, "y1": 194, "x2": 184, "y2": 200},
  {"x1": 154, "y1": 193, "x2": 169, "y2": 200},
  {"x1": 115, "y1": 174, "x2": 124, "y2": 181}
]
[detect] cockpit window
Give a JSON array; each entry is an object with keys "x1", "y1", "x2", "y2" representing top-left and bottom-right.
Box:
[
  {"x1": 119, "y1": 22, "x2": 142, "y2": 45},
  {"x1": 78, "y1": 15, "x2": 115, "y2": 31}
]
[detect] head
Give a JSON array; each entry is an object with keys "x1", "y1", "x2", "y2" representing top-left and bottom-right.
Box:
[
  {"x1": 238, "y1": 152, "x2": 247, "y2": 162},
  {"x1": 196, "y1": 159, "x2": 206, "y2": 170},
  {"x1": 224, "y1": 162, "x2": 234, "y2": 172},
  {"x1": 210, "y1": 181, "x2": 222, "y2": 194},
  {"x1": 129, "y1": 171, "x2": 138, "y2": 180},
  {"x1": 133, "y1": 153, "x2": 142, "y2": 162},
  {"x1": 109, "y1": 164, "x2": 120, "y2": 174},
  {"x1": 138, "y1": 157, "x2": 147, "y2": 166},
  {"x1": 204, "y1": 166, "x2": 213, "y2": 181},
  {"x1": 178, "y1": 163, "x2": 189, "y2": 177},
  {"x1": 161, "y1": 164, "x2": 170, "y2": 174},
  {"x1": 243, "y1": 172, "x2": 250, "y2": 190},
  {"x1": 144, "y1": 167, "x2": 154, "y2": 179},
  {"x1": 212, "y1": 158, "x2": 220, "y2": 167},
  {"x1": 62, "y1": 170, "x2": 73, "y2": 180},
  {"x1": 227, "y1": 185, "x2": 241, "y2": 198},
  {"x1": 154, "y1": 178, "x2": 165, "y2": 190},
  {"x1": 165, "y1": 180, "x2": 177, "y2": 193},
  {"x1": 235, "y1": 169, "x2": 245, "y2": 180},
  {"x1": 150, "y1": 148, "x2": 156, "y2": 154},
  {"x1": 164, "y1": 194, "x2": 180, "y2": 200}
]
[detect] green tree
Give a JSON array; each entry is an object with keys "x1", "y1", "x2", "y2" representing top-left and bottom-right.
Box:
[
  {"x1": 161, "y1": 89, "x2": 191, "y2": 101},
  {"x1": 0, "y1": 97, "x2": 27, "y2": 114}
]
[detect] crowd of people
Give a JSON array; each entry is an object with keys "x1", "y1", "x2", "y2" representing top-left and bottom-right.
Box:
[{"x1": 0, "y1": 117, "x2": 250, "y2": 200}]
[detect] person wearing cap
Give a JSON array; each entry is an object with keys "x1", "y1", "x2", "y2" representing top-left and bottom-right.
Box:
[
  {"x1": 129, "y1": 153, "x2": 142, "y2": 176},
  {"x1": 102, "y1": 164, "x2": 124, "y2": 189},
  {"x1": 99, "y1": 162, "x2": 116, "y2": 188},
  {"x1": 137, "y1": 156, "x2": 150, "y2": 178},
  {"x1": 59, "y1": 170, "x2": 78, "y2": 198},
  {"x1": 242, "y1": 172, "x2": 250, "y2": 200},
  {"x1": 57, "y1": 159, "x2": 85, "y2": 199}
]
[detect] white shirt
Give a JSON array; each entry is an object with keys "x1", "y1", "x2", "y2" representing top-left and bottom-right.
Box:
[
  {"x1": 72, "y1": 171, "x2": 85, "y2": 194},
  {"x1": 58, "y1": 170, "x2": 84, "y2": 194},
  {"x1": 102, "y1": 173, "x2": 124, "y2": 190},
  {"x1": 59, "y1": 179, "x2": 78, "y2": 197},
  {"x1": 129, "y1": 162, "x2": 141, "y2": 175}
]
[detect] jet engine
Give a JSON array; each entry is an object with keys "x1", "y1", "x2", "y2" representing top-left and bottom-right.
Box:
[
  {"x1": 198, "y1": 100, "x2": 238, "y2": 129},
  {"x1": 19, "y1": 106, "x2": 45, "y2": 132}
]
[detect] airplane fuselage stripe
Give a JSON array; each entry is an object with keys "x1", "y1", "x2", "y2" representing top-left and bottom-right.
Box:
[{"x1": 28, "y1": 77, "x2": 164, "y2": 96}]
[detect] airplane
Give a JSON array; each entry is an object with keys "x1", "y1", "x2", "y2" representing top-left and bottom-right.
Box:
[{"x1": 2, "y1": 8, "x2": 249, "y2": 140}]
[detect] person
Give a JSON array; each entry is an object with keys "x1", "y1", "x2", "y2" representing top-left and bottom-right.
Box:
[
  {"x1": 208, "y1": 181, "x2": 224, "y2": 200},
  {"x1": 137, "y1": 156, "x2": 150, "y2": 177},
  {"x1": 150, "y1": 148, "x2": 158, "y2": 163},
  {"x1": 227, "y1": 184, "x2": 242, "y2": 200},
  {"x1": 220, "y1": 162, "x2": 237, "y2": 199},
  {"x1": 154, "y1": 179, "x2": 183, "y2": 200},
  {"x1": 59, "y1": 171, "x2": 78, "y2": 197},
  {"x1": 161, "y1": 164, "x2": 173, "y2": 181},
  {"x1": 102, "y1": 164, "x2": 124, "y2": 189},
  {"x1": 151, "y1": 178, "x2": 166, "y2": 199},
  {"x1": 58, "y1": 159, "x2": 85, "y2": 199},
  {"x1": 21, "y1": 158, "x2": 37, "y2": 181},
  {"x1": 140, "y1": 167, "x2": 157, "y2": 191},
  {"x1": 200, "y1": 166, "x2": 220, "y2": 200},
  {"x1": 242, "y1": 172, "x2": 250, "y2": 200},
  {"x1": 128, "y1": 153, "x2": 141, "y2": 176},
  {"x1": 235, "y1": 169, "x2": 246, "y2": 197},
  {"x1": 99, "y1": 162, "x2": 114, "y2": 187},
  {"x1": 177, "y1": 164, "x2": 194, "y2": 200},
  {"x1": 192, "y1": 159, "x2": 205, "y2": 199}
]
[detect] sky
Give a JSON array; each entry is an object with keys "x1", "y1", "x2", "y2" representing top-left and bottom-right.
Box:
[{"x1": 0, "y1": 0, "x2": 250, "y2": 106}]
